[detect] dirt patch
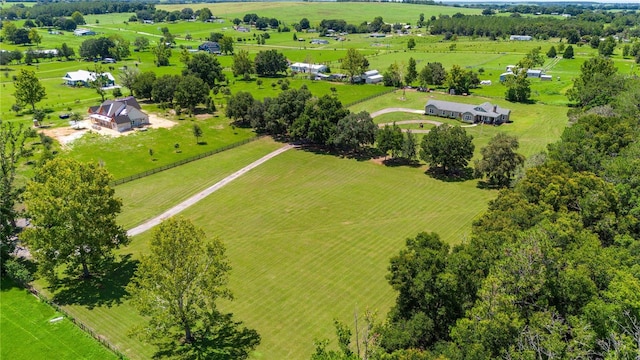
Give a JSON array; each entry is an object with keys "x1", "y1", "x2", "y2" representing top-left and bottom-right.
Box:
[{"x1": 41, "y1": 113, "x2": 177, "y2": 147}]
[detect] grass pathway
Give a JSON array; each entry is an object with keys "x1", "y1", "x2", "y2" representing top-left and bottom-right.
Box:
[{"x1": 126, "y1": 144, "x2": 294, "y2": 236}]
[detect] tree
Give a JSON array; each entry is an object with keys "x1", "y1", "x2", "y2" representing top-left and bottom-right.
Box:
[
  {"x1": 133, "y1": 36, "x2": 150, "y2": 51},
  {"x1": 446, "y1": 64, "x2": 474, "y2": 95},
  {"x1": 563, "y1": 45, "x2": 574, "y2": 59},
  {"x1": 127, "y1": 217, "x2": 260, "y2": 358},
  {"x1": 376, "y1": 123, "x2": 404, "y2": 158},
  {"x1": 118, "y1": 67, "x2": 140, "y2": 96},
  {"x1": 254, "y1": 49, "x2": 288, "y2": 77},
  {"x1": 407, "y1": 38, "x2": 416, "y2": 50},
  {"x1": 160, "y1": 27, "x2": 175, "y2": 45},
  {"x1": 419, "y1": 62, "x2": 446, "y2": 88},
  {"x1": 89, "y1": 64, "x2": 110, "y2": 102},
  {"x1": 598, "y1": 36, "x2": 616, "y2": 57},
  {"x1": 13, "y1": 69, "x2": 46, "y2": 111},
  {"x1": 420, "y1": 125, "x2": 474, "y2": 175},
  {"x1": 153, "y1": 42, "x2": 172, "y2": 66},
  {"x1": 342, "y1": 48, "x2": 369, "y2": 83},
  {"x1": 151, "y1": 74, "x2": 180, "y2": 104},
  {"x1": 131, "y1": 71, "x2": 156, "y2": 100},
  {"x1": 547, "y1": 45, "x2": 557, "y2": 58},
  {"x1": 21, "y1": 158, "x2": 128, "y2": 280},
  {"x1": 28, "y1": 28, "x2": 41, "y2": 48},
  {"x1": 504, "y1": 70, "x2": 531, "y2": 103},
  {"x1": 79, "y1": 37, "x2": 116, "y2": 60},
  {"x1": 300, "y1": 17, "x2": 310, "y2": 29},
  {"x1": 567, "y1": 56, "x2": 619, "y2": 109},
  {"x1": 184, "y1": 52, "x2": 225, "y2": 88},
  {"x1": 220, "y1": 35, "x2": 234, "y2": 55},
  {"x1": 107, "y1": 34, "x2": 130, "y2": 61},
  {"x1": 518, "y1": 46, "x2": 545, "y2": 69},
  {"x1": 193, "y1": 124, "x2": 203, "y2": 144},
  {"x1": 474, "y1": 133, "x2": 525, "y2": 187},
  {"x1": 2, "y1": 21, "x2": 17, "y2": 43},
  {"x1": 232, "y1": 50, "x2": 254, "y2": 79},
  {"x1": 383, "y1": 62, "x2": 403, "y2": 88},
  {"x1": 0, "y1": 121, "x2": 28, "y2": 262},
  {"x1": 226, "y1": 91, "x2": 255, "y2": 127},
  {"x1": 175, "y1": 75, "x2": 210, "y2": 114},
  {"x1": 71, "y1": 11, "x2": 85, "y2": 25},
  {"x1": 197, "y1": 7, "x2": 213, "y2": 22},
  {"x1": 10, "y1": 28, "x2": 31, "y2": 45},
  {"x1": 58, "y1": 43, "x2": 75, "y2": 60},
  {"x1": 405, "y1": 57, "x2": 418, "y2": 85},
  {"x1": 402, "y1": 130, "x2": 418, "y2": 160},
  {"x1": 332, "y1": 111, "x2": 377, "y2": 151}
]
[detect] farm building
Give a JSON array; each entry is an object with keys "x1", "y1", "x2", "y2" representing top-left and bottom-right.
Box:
[
  {"x1": 310, "y1": 39, "x2": 329, "y2": 45},
  {"x1": 73, "y1": 28, "x2": 96, "y2": 36},
  {"x1": 425, "y1": 99, "x2": 511, "y2": 124},
  {"x1": 526, "y1": 69, "x2": 543, "y2": 78},
  {"x1": 510, "y1": 35, "x2": 532, "y2": 41},
  {"x1": 198, "y1": 41, "x2": 221, "y2": 54},
  {"x1": 62, "y1": 70, "x2": 115, "y2": 88},
  {"x1": 88, "y1": 96, "x2": 149, "y2": 132},
  {"x1": 289, "y1": 62, "x2": 328, "y2": 74}
]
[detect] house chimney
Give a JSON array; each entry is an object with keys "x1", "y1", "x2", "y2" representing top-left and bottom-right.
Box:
[{"x1": 493, "y1": 105, "x2": 497, "y2": 112}]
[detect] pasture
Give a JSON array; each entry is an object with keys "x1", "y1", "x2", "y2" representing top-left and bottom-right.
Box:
[
  {"x1": 3, "y1": 1, "x2": 613, "y2": 358},
  {"x1": 0, "y1": 278, "x2": 118, "y2": 360}
]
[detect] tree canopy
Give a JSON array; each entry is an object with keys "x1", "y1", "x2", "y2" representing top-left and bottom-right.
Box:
[
  {"x1": 420, "y1": 125, "x2": 474, "y2": 175},
  {"x1": 254, "y1": 49, "x2": 288, "y2": 77},
  {"x1": 127, "y1": 217, "x2": 260, "y2": 359},
  {"x1": 474, "y1": 133, "x2": 525, "y2": 187},
  {"x1": 13, "y1": 69, "x2": 46, "y2": 111},
  {"x1": 21, "y1": 158, "x2": 128, "y2": 281}
]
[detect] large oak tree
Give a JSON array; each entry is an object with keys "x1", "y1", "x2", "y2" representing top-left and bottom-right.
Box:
[
  {"x1": 127, "y1": 217, "x2": 260, "y2": 359},
  {"x1": 21, "y1": 158, "x2": 128, "y2": 280}
]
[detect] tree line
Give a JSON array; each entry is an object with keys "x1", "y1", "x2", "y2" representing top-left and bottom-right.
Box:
[{"x1": 0, "y1": 1, "x2": 153, "y2": 21}]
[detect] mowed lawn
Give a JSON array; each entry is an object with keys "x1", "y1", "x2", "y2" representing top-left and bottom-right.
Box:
[
  {"x1": 0, "y1": 278, "x2": 118, "y2": 360},
  {"x1": 124, "y1": 147, "x2": 497, "y2": 359}
]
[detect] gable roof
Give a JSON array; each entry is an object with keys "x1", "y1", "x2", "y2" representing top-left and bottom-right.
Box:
[
  {"x1": 63, "y1": 70, "x2": 115, "y2": 83},
  {"x1": 90, "y1": 96, "x2": 146, "y2": 123},
  {"x1": 426, "y1": 99, "x2": 510, "y2": 118}
]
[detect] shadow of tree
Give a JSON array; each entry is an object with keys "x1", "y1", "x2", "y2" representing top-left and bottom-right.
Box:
[
  {"x1": 382, "y1": 157, "x2": 422, "y2": 168},
  {"x1": 295, "y1": 143, "x2": 383, "y2": 162},
  {"x1": 426, "y1": 167, "x2": 475, "y2": 182},
  {"x1": 52, "y1": 254, "x2": 138, "y2": 309},
  {"x1": 152, "y1": 312, "x2": 261, "y2": 360}
]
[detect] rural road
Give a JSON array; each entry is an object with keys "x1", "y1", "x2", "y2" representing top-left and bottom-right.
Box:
[
  {"x1": 127, "y1": 144, "x2": 294, "y2": 237},
  {"x1": 370, "y1": 108, "x2": 424, "y2": 118}
]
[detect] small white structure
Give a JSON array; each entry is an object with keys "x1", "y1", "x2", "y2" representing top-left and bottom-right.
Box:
[
  {"x1": 526, "y1": 69, "x2": 543, "y2": 78},
  {"x1": 62, "y1": 70, "x2": 115, "y2": 88},
  {"x1": 289, "y1": 62, "x2": 328, "y2": 74},
  {"x1": 480, "y1": 80, "x2": 492, "y2": 85},
  {"x1": 510, "y1": 35, "x2": 532, "y2": 41},
  {"x1": 73, "y1": 28, "x2": 96, "y2": 36},
  {"x1": 363, "y1": 70, "x2": 383, "y2": 84},
  {"x1": 541, "y1": 74, "x2": 553, "y2": 81}
]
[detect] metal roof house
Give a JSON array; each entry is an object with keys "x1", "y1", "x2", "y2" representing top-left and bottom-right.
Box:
[
  {"x1": 73, "y1": 28, "x2": 96, "y2": 36},
  {"x1": 425, "y1": 99, "x2": 511, "y2": 124},
  {"x1": 289, "y1": 62, "x2": 328, "y2": 74},
  {"x1": 62, "y1": 70, "x2": 115, "y2": 88},
  {"x1": 198, "y1": 41, "x2": 221, "y2": 54},
  {"x1": 88, "y1": 96, "x2": 149, "y2": 132}
]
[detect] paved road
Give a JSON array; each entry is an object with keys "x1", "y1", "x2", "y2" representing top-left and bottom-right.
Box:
[{"x1": 127, "y1": 144, "x2": 294, "y2": 237}]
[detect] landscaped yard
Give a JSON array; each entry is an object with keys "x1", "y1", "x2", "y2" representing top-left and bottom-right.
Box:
[{"x1": 0, "y1": 278, "x2": 118, "y2": 360}]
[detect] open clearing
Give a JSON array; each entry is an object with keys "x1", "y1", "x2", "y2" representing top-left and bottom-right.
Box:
[{"x1": 0, "y1": 278, "x2": 117, "y2": 360}]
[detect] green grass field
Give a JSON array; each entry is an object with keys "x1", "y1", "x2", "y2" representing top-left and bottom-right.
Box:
[{"x1": 0, "y1": 278, "x2": 118, "y2": 360}]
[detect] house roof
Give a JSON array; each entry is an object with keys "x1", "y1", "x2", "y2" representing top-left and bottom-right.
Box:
[
  {"x1": 63, "y1": 70, "x2": 115, "y2": 83},
  {"x1": 426, "y1": 99, "x2": 510, "y2": 118},
  {"x1": 367, "y1": 74, "x2": 384, "y2": 80},
  {"x1": 364, "y1": 70, "x2": 379, "y2": 77},
  {"x1": 290, "y1": 62, "x2": 327, "y2": 71},
  {"x1": 90, "y1": 96, "x2": 146, "y2": 124}
]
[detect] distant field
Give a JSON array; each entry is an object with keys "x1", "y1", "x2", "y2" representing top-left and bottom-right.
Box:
[{"x1": 0, "y1": 278, "x2": 117, "y2": 360}]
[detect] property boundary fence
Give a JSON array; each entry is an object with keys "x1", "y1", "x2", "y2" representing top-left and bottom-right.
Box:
[
  {"x1": 345, "y1": 88, "x2": 396, "y2": 108},
  {"x1": 23, "y1": 284, "x2": 128, "y2": 359},
  {"x1": 110, "y1": 136, "x2": 263, "y2": 186}
]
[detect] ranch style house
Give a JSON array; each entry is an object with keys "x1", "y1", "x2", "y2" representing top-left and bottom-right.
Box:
[
  {"x1": 88, "y1": 96, "x2": 149, "y2": 132},
  {"x1": 62, "y1": 70, "x2": 116, "y2": 88},
  {"x1": 425, "y1": 99, "x2": 511, "y2": 124}
]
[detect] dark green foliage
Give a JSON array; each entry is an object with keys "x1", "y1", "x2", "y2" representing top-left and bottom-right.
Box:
[
  {"x1": 567, "y1": 56, "x2": 620, "y2": 109},
  {"x1": 503, "y1": 70, "x2": 531, "y2": 103},
  {"x1": 546, "y1": 45, "x2": 557, "y2": 58},
  {"x1": 131, "y1": 71, "x2": 156, "y2": 100},
  {"x1": 254, "y1": 49, "x2": 288, "y2": 77},
  {"x1": 226, "y1": 91, "x2": 255, "y2": 127},
  {"x1": 151, "y1": 74, "x2": 180, "y2": 104},
  {"x1": 79, "y1": 37, "x2": 116, "y2": 60},
  {"x1": 376, "y1": 123, "x2": 403, "y2": 158},
  {"x1": 290, "y1": 95, "x2": 349, "y2": 146},
  {"x1": 420, "y1": 125, "x2": 474, "y2": 175},
  {"x1": 332, "y1": 111, "x2": 377, "y2": 151},
  {"x1": 183, "y1": 52, "x2": 225, "y2": 88},
  {"x1": 175, "y1": 75, "x2": 210, "y2": 114},
  {"x1": 418, "y1": 62, "x2": 446, "y2": 88},
  {"x1": 563, "y1": 45, "x2": 574, "y2": 59},
  {"x1": 474, "y1": 133, "x2": 525, "y2": 187}
]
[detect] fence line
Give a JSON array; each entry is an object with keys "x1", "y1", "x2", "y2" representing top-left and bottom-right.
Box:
[
  {"x1": 110, "y1": 136, "x2": 263, "y2": 187},
  {"x1": 24, "y1": 284, "x2": 128, "y2": 359},
  {"x1": 345, "y1": 88, "x2": 396, "y2": 108}
]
